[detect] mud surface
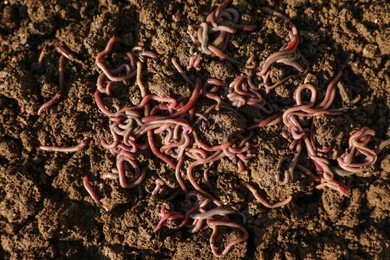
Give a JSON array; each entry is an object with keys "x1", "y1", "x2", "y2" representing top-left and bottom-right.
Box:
[{"x1": 1, "y1": 0, "x2": 389, "y2": 259}]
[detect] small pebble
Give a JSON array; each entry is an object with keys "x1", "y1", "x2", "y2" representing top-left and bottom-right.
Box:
[{"x1": 362, "y1": 44, "x2": 378, "y2": 59}]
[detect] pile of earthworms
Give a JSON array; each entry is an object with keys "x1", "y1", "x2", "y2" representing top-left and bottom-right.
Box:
[{"x1": 38, "y1": 0, "x2": 390, "y2": 257}]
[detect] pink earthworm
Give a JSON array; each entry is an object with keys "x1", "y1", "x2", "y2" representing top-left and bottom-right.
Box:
[
  {"x1": 208, "y1": 44, "x2": 241, "y2": 65},
  {"x1": 83, "y1": 176, "x2": 108, "y2": 211},
  {"x1": 214, "y1": 0, "x2": 233, "y2": 18},
  {"x1": 211, "y1": 31, "x2": 228, "y2": 50},
  {"x1": 316, "y1": 178, "x2": 350, "y2": 196},
  {"x1": 116, "y1": 155, "x2": 146, "y2": 189},
  {"x1": 101, "y1": 125, "x2": 120, "y2": 149},
  {"x1": 153, "y1": 205, "x2": 185, "y2": 232},
  {"x1": 317, "y1": 70, "x2": 343, "y2": 110},
  {"x1": 127, "y1": 51, "x2": 137, "y2": 70},
  {"x1": 175, "y1": 156, "x2": 188, "y2": 193},
  {"x1": 200, "y1": 22, "x2": 211, "y2": 55},
  {"x1": 337, "y1": 128, "x2": 380, "y2": 173},
  {"x1": 136, "y1": 61, "x2": 150, "y2": 116},
  {"x1": 138, "y1": 119, "x2": 192, "y2": 135},
  {"x1": 187, "y1": 56, "x2": 195, "y2": 70},
  {"x1": 94, "y1": 90, "x2": 117, "y2": 117},
  {"x1": 203, "y1": 79, "x2": 227, "y2": 110},
  {"x1": 193, "y1": 131, "x2": 235, "y2": 152},
  {"x1": 178, "y1": 202, "x2": 201, "y2": 228},
  {"x1": 147, "y1": 131, "x2": 177, "y2": 169},
  {"x1": 171, "y1": 58, "x2": 194, "y2": 87},
  {"x1": 172, "y1": 78, "x2": 202, "y2": 117},
  {"x1": 191, "y1": 206, "x2": 237, "y2": 220},
  {"x1": 186, "y1": 148, "x2": 208, "y2": 160},
  {"x1": 40, "y1": 136, "x2": 91, "y2": 152},
  {"x1": 209, "y1": 25, "x2": 237, "y2": 34},
  {"x1": 152, "y1": 178, "x2": 165, "y2": 196},
  {"x1": 255, "y1": 8, "x2": 308, "y2": 90},
  {"x1": 206, "y1": 218, "x2": 248, "y2": 257},
  {"x1": 38, "y1": 55, "x2": 66, "y2": 116},
  {"x1": 186, "y1": 151, "x2": 225, "y2": 194},
  {"x1": 375, "y1": 139, "x2": 390, "y2": 153},
  {"x1": 131, "y1": 94, "x2": 178, "y2": 112},
  {"x1": 54, "y1": 41, "x2": 83, "y2": 64},
  {"x1": 96, "y1": 36, "x2": 137, "y2": 81},
  {"x1": 141, "y1": 80, "x2": 202, "y2": 123},
  {"x1": 248, "y1": 113, "x2": 283, "y2": 129},
  {"x1": 239, "y1": 180, "x2": 292, "y2": 208}
]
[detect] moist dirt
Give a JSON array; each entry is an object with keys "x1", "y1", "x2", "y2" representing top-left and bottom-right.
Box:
[{"x1": 1, "y1": 0, "x2": 389, "y2": 259}]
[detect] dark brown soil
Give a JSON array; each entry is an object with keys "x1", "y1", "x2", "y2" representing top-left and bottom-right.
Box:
[{"x1": 1, "y1": 0, "x2": 389, "y2": 259}]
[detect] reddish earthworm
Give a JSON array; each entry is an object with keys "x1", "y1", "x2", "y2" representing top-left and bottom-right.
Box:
[
  {"x1": 191, "y1": 206, "x2": 237, "y2": 220},
  {"x1": 248, "y1": 113, "x2": 282, "y2": 129},
  {"x1": 96, "y1": 36, "x2": 136, "y2": 82},
  {"x1": 136, "y1": 61, "x2": 150, "y2": 116},
  {"x1": 153, "y1": 205, "x2": 184, "y2": 232},
  {"x1": 152, "y1": 178, "x2": 165, "y2": 196},
  {"x1": 147, "y1": 131, "x2": 177, "y2": 169},
  {"x1": 54, "y1": 41, "x2": 83, "y2": 64},
  {"x1": 83, "y1": 175, "x2": 108, "y2": 211},
  {"x1": 207, "y1": 219, "x2": 249, "y2": 257},
  {"x1": 38, "y1": 55, "x2": 66, "y2": 116},
  {"x1": 116, "y1": 156, "x2": 146, "y2": 189},
  {"x1": 171, "y1": 58, "x2": 194, "y2": 87},
  {"x1": 208, "y1": 44, "x2": 241, "y2": 65},
  {"x1": 337, "y1": 128, "x2": 379, "y2": 173},
  {"x1": 40, "y1": 136, "x2": 91, "y2": 152},
  {"x1": 255, "y1": 7, "x2": 308, "y2": 91},
  {"x1": 375, "y1": 139, "x2": 390, "y2": 153},
  {"x1": 188, "y1": 0, "x2": 255, "y2": 68},
  {"x1": 187, "y1": 151, "x2": 225, "y2": 195},
  {"x1": 239, "y1": 180, "x2": 292, "y2": 208}
]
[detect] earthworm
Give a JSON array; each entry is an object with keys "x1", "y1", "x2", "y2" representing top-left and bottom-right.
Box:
[
  {"x1": 275, "y1": 157, "x2": 291, "y2": 185},
  {"x1": 96, "y1": 36, "x2": 136, "y2": 82},
  {"x1": 83, "y1": 175, "x2": 108, "y2": 211},
  {"x1": 148, "y1": 131, "x2": 177, "y2": 169},
  {"x1": 208, "y1": 44, "x2": 241, "y2": 65},
  {"x1": 375, "y1": 139, "x2": 390, "y2": 153},
  {"x1": 239, "y1": 180, "x2": 292, "y2": 208},
  {"x1": 191, "y1": 206, "x2": 237, "y2": 220},
  {"x1": 38, "y1": 55, "x2": 66, "y2": 116},
  {"x1": 175, "y1": 156, "x2": 188, "y2": 192},
  {"x1": 337, "y1": 127, "x2": 380, "y2": 173},
  {"x1": 40, "y1": 136, "x2": 91, "y2": 152},
  {"x1": 189, "y1": 0, "x2": 255, "y2": 67},
  {"x1": 136, "y1": 61, "x2": 150, "y2": 116},
  {"x1": 207, "y1": 219, "x2": 249, "y2": 257},
  {"x1": 200, "y1": 22, "x2": 211, "y2": 55},
  {"x1": 171, "y1": 58, "x2": 194, "y2": 87},
  {"x1": 116, "y1": 156, "x2": 146, "y2": 189},
  {"x1": 152, "y1": 178, "x2": 165, "y2": 196},
  {"x1": 54, "y1": 41, "x2": 83, "y2": 64},
  {"x1": 102, "y1": 170, "x2": 119, "y2": 180},
  {"x1": 255, "y1": 7, "x2": 308, "y2": 91},
  {"x1": 248, "y1": 113, "x2": 282, "y2": 129},
  {"x1": 187, "y1": 151, "x2": 225, "y2": 194},
  {"x1": 94, "y1": 90, "x2": 117, "y2": 117},
  {"x1": 153, "y1": 205, "x2": 184, "y2": 232},
  {"x1": 316, "y1": 178, "x2": 350, "y2": 196}
]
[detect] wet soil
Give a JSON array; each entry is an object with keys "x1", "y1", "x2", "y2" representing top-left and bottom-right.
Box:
[{"x1": 1, "y1": 0, "x2": 389, "y2": 259}]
